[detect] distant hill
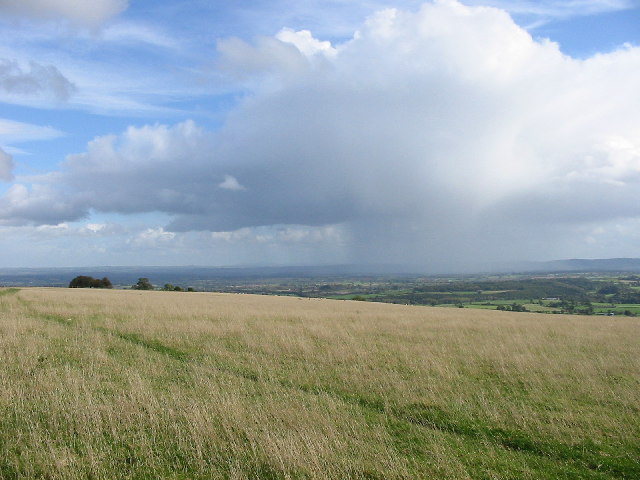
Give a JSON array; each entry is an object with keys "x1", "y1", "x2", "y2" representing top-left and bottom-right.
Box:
[{"x1": 516, "y1": 258, "x2": 640, "y2": 273}]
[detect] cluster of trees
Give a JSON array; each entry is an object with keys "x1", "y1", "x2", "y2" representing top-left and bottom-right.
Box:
[
  {"x1": 131, "y1": 278, "x2": 194, "y2": 291},
  {"x1": 162, "y1": 283, "x2": 195, "y2": 292},
  {"x1": 595, "y1": 284, "x2": 640, "y2": 304},
  {"x1": 496, "y1": 303, "x2": 527, "y2": 312},
  {"x1": 69, "y1": 276, "x2": 113, "y2": 289}
]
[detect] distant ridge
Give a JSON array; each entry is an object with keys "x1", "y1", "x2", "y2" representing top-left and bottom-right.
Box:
[{"x1": 518, "y1": 258, "x2": 640, "y2": 273}]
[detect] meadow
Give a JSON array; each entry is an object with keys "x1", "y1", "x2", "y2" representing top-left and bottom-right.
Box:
[{"x1": 1, "y1": 287, "x2": 638, "y2": 479}]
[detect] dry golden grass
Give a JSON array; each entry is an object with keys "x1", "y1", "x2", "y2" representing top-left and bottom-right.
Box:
[{"x1": 1, "y1": 287, "x2": 639, "y2": 479}]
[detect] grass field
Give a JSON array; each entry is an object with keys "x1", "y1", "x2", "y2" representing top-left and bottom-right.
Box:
[{"x1": 1, "y1": 288, "x2": 639, "y2": 479}]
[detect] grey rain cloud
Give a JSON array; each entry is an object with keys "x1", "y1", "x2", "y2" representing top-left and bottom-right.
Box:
[
  {"x1": 0, "y1": 148, "x2": 14, "y2": 181},
  {"x1": 0, "y1": 59, "x2": 76, "y2": 101},
  {"x1": 1, "y1": 1, "x2": 639, "y2": 266}
]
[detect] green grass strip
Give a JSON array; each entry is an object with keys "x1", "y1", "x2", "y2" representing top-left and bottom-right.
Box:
[
  {"x1": 200, "y1": 355, "x2": 638, "y2": 479},
  {"x1": 38, "y1": 313, "x2": 74, "y2": 326},
  {"x1": 29, "y1": 307, "x2": 188, "y2": 362},
  {"x1": 0, "y1": 288, "x2": 20, "y2": 296},
  {"x1": 95, "y1": 327, "x2": 188, "y2": 361},
  {"x1": 393, "y1": 402, "x2": 638, "y2": 479}
]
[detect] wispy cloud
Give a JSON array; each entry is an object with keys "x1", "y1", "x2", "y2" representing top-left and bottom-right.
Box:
[
  {"x1": 461, "y1": 0, "x2": 635, "y2": 24},
  {"x1": 100, "y1": 22, "x2": 181, "y2": 50},
  {"x1": 464, "y1": 0, "x2": 633, "y2": 16},
  {"x1": 0, "y1": 119, "x2": 64, "y2": 144}
]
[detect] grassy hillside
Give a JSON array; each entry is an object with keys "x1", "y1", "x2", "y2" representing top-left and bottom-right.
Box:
[{"x1": 1, "y1": 288, "x2": 639, "y2": 479}]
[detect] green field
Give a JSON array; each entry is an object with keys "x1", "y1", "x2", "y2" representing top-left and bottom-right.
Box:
[{"x1": 1, "y1": 288, "x2": 639, "y2": 479}]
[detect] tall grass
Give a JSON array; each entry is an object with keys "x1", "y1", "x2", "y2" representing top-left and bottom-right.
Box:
[{"x1": 1, "y1": 287, "x2": 638, "y2": 479}]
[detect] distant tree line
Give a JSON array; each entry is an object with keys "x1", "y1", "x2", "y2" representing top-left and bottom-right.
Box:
[
  {"x1": 411, "y1": 278, "x2": 594, "y2": 299},
  {"x1": 69, "y1": 276, "x2": 198, "y2": 291},
  {"x1": 162, "y1": 283, "x2": 194, "y2": 292},
  {"x1": 497, "y1": 303, "x2": 527, "y2": 312},
  {"x1": 69, "y1": 276, "x2": 113, "y2": 289}
]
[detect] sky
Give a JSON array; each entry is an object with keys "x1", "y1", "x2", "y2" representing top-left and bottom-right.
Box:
[{"x1": 0, "y1": 0, "x2": 639, "y2": 271}]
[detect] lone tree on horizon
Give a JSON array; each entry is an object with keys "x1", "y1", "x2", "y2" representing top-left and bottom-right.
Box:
[{"x1": 132, "y1": 278, "x2": 153, "y2": 290}]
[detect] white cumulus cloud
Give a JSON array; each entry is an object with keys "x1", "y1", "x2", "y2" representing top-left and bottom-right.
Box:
[{"x1": 275, "y1": 28, "x2": 337, "y2": 58}]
